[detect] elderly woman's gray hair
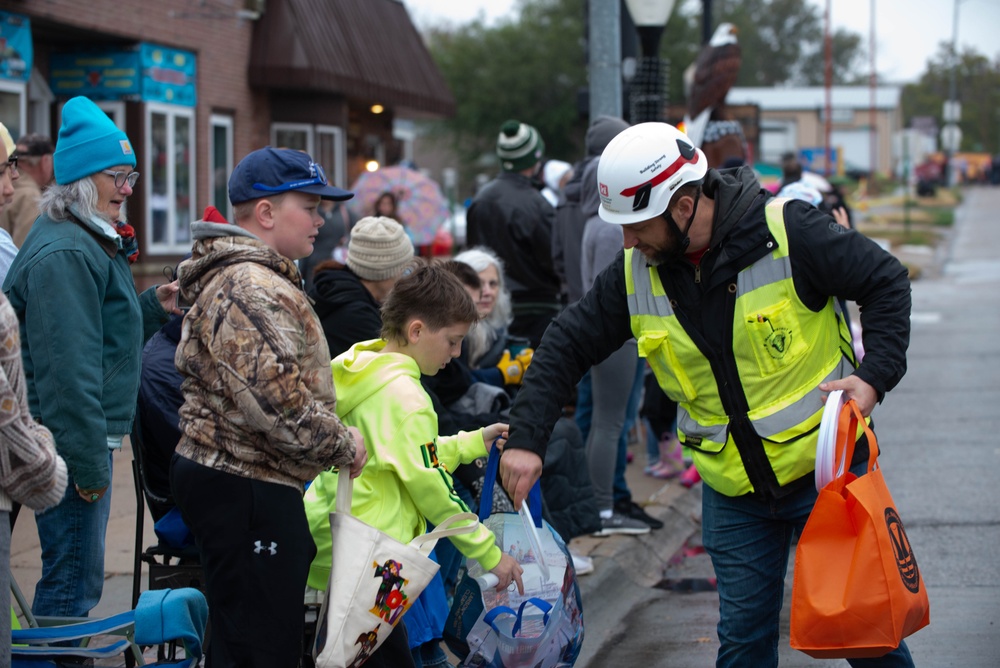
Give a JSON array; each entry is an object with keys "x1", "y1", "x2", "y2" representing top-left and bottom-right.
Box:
[
  {"x1": 454, "y1": 246, "x2": 513, "y2": 369},
  {"x1": 39, "y1": 177, "x2": 123, "y2": 224}
]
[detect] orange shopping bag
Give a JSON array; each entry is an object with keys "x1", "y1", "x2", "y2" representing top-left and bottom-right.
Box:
[{"x1": 790, "y1": 399, "x2": 930, "y2": 658}]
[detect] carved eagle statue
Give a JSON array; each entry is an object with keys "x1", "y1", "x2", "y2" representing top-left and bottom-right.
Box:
[{"x1": 682, "y1": 22, "x2": 741, "y2": 148}]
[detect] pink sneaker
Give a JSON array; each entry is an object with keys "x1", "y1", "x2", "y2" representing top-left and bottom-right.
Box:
[{"x1": 679, "y1": 464, "x2": 701, "y2": 488}]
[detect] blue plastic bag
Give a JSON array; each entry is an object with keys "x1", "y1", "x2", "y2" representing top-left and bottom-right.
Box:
[{"x1": 443, "y1": 449, "x2": 584, "y2": 667}]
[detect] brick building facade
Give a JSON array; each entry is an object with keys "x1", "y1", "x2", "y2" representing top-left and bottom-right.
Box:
[{"x1": 0, "y1": 0, "x2": 453, "y2": 287}]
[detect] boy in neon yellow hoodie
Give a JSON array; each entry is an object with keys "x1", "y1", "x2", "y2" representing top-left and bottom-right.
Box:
[{"x1": 305, "y1": 264, "x2": 524, "y2": 667}]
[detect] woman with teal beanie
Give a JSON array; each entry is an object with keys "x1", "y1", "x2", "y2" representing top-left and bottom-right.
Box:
[{"x1": 3, "y1": 96, "x2": 179, "y2": 618}]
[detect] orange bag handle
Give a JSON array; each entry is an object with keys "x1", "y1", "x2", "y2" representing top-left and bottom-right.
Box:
[{"x1": 832, "y1": 399, "x2": 879, "y2": 483}]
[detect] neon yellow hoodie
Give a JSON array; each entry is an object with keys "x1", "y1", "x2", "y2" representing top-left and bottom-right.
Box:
[{"x1": 304, "y1": 339, "x2": 503, "y2": 591}]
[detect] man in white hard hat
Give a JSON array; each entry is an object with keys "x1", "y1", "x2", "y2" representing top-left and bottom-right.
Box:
[{"x1": 498, "y1": 122, "x2": 914, "y2": 667}]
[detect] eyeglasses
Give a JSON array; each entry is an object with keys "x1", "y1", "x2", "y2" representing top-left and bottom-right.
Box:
[
  {"x1": 101, "y1": 169, "x2": 140, "y2": 189},
  {"x1": 1, "y1": 155, "x2": 18, "y2": 176},
  {"x1": 253, "y1": 161, "x2": 328, "y2": 193}
]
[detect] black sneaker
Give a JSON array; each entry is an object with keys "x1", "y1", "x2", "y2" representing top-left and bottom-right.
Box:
[
  {"x1": 592, "y1": 512, "x2": 651, "y2": 537},
  {"x1": 616, "y1": 500, "x2": 665, "y2": 530}
]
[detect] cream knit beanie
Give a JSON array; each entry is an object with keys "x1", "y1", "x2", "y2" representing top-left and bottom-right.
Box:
[{"x1": 347, "y1": 216, "x2": 415, "y2": 281}]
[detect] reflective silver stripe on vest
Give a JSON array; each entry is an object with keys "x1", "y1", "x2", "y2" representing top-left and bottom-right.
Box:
[
  {"x1": 678, "y1": 355, "x2": 854, "y2": 443},
  {"x1": 751, "y1": 356, "x2": 854, "y2": 438},
  {"x1": 677, "y1": 410, "x2": 727, "y2": 442},
  {"x1": 627, "y1": 251, "x2": 674, "y2": 317},
  {"x1": 736, "y1": 250, "x2": 792, "y2": 294}
]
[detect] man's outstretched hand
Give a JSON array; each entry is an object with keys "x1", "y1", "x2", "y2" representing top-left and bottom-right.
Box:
[{"x1": 499, "y1": 448, "x2": 543, "y2": 510}]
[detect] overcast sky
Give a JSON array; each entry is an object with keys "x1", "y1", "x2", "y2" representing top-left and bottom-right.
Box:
[{"x1": 403, "y1": 0, "x2": 1000, "y2": 84}]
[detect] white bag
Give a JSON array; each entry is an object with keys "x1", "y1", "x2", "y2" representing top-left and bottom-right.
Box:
[{"x1": 313, "y1": 472, "x2": 479, "y2": 668}]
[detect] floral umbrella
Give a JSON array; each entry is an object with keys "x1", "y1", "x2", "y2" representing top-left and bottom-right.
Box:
[{"x1": 348, "y1": 166, "x2": 451, "y2": 245}]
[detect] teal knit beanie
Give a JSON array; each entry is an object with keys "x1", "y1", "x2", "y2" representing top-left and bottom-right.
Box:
[
  {"x1": 54, "y1": 96, "x2": 136, "y2": 185},
  {"x1": 496, "y1": 119, "x2": 544, "y2": 172}
]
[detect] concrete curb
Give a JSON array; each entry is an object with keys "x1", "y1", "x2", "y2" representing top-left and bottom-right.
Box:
[{"x1": 574, "y1": 482, "x2": 703, "y2": 667}]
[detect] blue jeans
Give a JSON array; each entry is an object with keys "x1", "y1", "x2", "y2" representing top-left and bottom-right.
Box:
[
  {"x1": 701, "y1": 461, "x2": 914, "y2": 668},
  {"x1": 33, "y1": 452, "x2": 113, "y2": 618}
]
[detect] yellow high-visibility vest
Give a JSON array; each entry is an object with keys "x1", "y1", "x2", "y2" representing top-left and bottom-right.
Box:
[{"x1": 625, "y1": 198, "x2": 856, "y2": 496}]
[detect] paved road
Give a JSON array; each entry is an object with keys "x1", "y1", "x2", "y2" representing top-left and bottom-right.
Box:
[{"x1": 584, "y1": 186, "x2": 1000, "y2": 667}]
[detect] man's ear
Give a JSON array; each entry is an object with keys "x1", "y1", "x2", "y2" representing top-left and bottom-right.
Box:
[
  {"x1": 255, "y1": 198, "x2": 276, "y2": 230},
  {"x1": 673, "y1": 193, "x2": 696, "y2": 221}
]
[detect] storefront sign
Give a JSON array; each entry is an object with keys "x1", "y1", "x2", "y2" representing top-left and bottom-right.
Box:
[
  {"x1": 140, "y1": 44, "x2": 196, "y2": 106},
  {"x1": 50, "y1": 43, "x2": 196, "y2": 106},
  {"x1": 0, "y1": 11, "x2": 33, "y2": 82},
  {"x1": 51, "y1": 50, "x2": 140, "y2": 98}
]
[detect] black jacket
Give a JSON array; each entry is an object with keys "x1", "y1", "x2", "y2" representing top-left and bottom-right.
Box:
[
  {"x1": 506, "y1": 166, "x2": 911, "y2": 498},
  {"x1": 467, "y1": 172, "x2": 560, "y2": 305},
  {"x1": 309, "y1": 266, "x2": 382, "y2": 358},
  {"x1": 134, "y1": 314, "x2": 185, "y2": 521},
  {"x1": 551, "y1": 159, "x2": 592, "y2": 303}
]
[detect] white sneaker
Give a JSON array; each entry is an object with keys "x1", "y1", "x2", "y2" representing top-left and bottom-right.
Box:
[{"x1": 571, "y1": 551, "x2": 594, "y2": 575}]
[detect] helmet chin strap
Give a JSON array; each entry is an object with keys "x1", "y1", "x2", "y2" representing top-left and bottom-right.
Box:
[{"x1": 665, "y1": 188, "x2": 702, "y2": 257}]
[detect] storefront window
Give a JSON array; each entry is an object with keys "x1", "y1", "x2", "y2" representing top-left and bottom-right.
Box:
[
  {"x1": 146, "y1": 102, "x2": 195, "y2": 253},
  {"x1": 209, "y1": 114, "x2": 233, "y2": 221},
  {"x1": 0, "y1": 80, "x2": 25, "y2": 139},
  {"x1": 316, "y1": 125, "x2": 346, "y2": 188},
  {"x1": 271, "y1": 122, "x2": 347, "y2": 187},
  {"x1": 272, "y1": 123, "x2": 312, "y2": 154}
]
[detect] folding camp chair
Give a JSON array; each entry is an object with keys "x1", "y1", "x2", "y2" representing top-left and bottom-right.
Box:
[
  {"x1": 11, "y1": 586, "x2": 207, "y2": 667},
  {"x1": 131, "y1": 426, "x2": 206, "y2": 662},
  {"x1": 131, "y1": 454, "x2": 204, "y2": 607}
]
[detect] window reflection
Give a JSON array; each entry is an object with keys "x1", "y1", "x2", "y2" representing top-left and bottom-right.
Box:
[
  {"x1": 151, "y1": 112, "x2": 168, "y2": 245},
  {"x1": 174, "y1": 115, "x2": 191, "y2": 243}
]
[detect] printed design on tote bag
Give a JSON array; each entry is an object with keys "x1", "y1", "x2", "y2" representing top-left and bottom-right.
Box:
[
  {"x1": 884, "y1": 507, "x2": 921, "y2": 594},
  {"x1": 348, "y1": 625, "x2": 380, "y2": 668},
  {"x1": 369, "y1": 558, "x2": 411, "y2": 624}
]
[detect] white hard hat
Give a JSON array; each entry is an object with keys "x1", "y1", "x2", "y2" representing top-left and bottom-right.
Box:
[{"x1": 597, "y1": 122, "x2": 708, "y2": 225}]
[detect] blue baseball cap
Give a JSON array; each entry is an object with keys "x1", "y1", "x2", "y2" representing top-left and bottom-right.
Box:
[{"x1": 228, "y1": 147, "x2": 353, "y2": 205}]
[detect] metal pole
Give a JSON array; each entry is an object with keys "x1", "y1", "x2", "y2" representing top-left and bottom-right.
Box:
[
  {"x1": 824, "y1": 0, "x2": 833, "y2": 177},
  {"x1": 869, "y1": 0, "x2": 877, "y2": 178},
  {"x1": 590, "y1": 0, "x2": 623, "y2": 120},
  {"x1": 946, "y1": 0, "x2": 960, "y2": 187},
  {"x1": 702, "y1": 0, "x2": 713, "y2": 45}
]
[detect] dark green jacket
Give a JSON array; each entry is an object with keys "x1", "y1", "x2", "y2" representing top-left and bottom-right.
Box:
[{"x1": 3, "y1": 213, "x2": 166, "y2": 489}]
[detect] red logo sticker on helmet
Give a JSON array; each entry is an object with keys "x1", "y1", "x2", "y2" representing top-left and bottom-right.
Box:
[{"x1": 600, "y1": 182, "x2": 609, "y2": 197}]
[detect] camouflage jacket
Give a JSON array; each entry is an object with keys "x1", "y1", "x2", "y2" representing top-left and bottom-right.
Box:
[{"x1": 174, "y1": 225, "x2": 355, "y2": 491}]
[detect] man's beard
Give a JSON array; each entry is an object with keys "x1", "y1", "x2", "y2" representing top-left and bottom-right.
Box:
[{"x1": 641, "y1": 234, "x2": 685, "y2": 267}]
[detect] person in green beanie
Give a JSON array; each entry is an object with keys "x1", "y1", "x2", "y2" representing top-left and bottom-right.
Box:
[
  {"x1": 2, "y1": 96, "x2": 179, "y2": 619},
  {"x1": 466, "y1": 119, "x2": 561, "y2": 348}
]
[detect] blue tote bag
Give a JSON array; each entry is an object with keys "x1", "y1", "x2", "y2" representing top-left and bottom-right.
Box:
[{"x1": 444, "y1": 448, "x2": 585, "y2": 667}]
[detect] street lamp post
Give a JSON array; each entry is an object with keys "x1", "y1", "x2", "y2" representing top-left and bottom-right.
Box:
[
  {"x1": 589, "y1": 0, "x2": 622, "y2": 120},
  {"x1": 624, "y1": 0, "x2": 677, "y2": 124},
  {"x1": 943, "y1": 0, "x2": 963, "y2": 187}
]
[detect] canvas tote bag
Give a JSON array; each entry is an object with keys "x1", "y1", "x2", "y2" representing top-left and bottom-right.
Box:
[
  {"x1": 313, "y1": 472, "x2": 480, "y2": 668},
  {"x1": 790, "y1": 399, "x2": 930, "y2": 658}
]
